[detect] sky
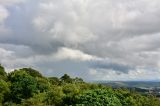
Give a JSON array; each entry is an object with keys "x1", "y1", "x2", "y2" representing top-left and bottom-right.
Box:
[{"x1": 0, "y1": 0, "x2": 160, "y2": 81}]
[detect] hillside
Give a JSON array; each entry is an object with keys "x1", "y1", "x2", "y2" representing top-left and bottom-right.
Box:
[
  {"x1": 1, "y1": 65, "x2": 160, "y2": 106},
  {"x1": 98, "y1": 81, "x2": 160, "y2": 88}
]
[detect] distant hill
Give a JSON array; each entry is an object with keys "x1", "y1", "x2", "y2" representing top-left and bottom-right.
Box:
[{"x1": 96, "y1": 81, "x2": 160, "y2": 88}]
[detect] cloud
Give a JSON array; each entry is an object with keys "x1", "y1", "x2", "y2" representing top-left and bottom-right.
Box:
[
  {"x1": 33, "y1": 0, "x2": 96, "y2": 44},
  {"x1": 53, "y1": 47, "x2": 98, "y2": 61},
  {"x1": 0, "y1": 6, "x2": 9, "y2": 24},
  {"x1": 90, "y1": 59, "x2": 134, "y2": 73},
  {"x1": 0, "y1": 0, "x2": 160, "y2": 80},
  {"x1": 0, "y1": 5, "x2": 10, "y2": 34},
  {"x1": 88, "y1": 68, "x2": 160, "y2": 81},
  {"x1": 0, "y1": 0, "x2": 25, "y2": 6},
  {"x1": 0, "y1": 47, "x2": 13, "y2": 59},
  {"x1": 0, "y1": 0, "x2": 26, "y2": 35}
]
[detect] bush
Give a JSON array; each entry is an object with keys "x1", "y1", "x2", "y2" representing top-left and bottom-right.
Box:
[
  {"x1": 21, "y1": 93, "x2": 46, "y2": 106},
  {"x1": 73, "y1": 89, "x2": 122, "y2": 106},
  {"x1": 45, "y1": 86, "x2": 65, "y2": 106},
  {"x1": 0, "y1": 80, "x2": 10, "y2": 105}
]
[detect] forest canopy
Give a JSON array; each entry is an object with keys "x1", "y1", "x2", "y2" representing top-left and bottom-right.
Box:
[{"x1": 0, "y1": 65, "x2": 160, "y2": 106}]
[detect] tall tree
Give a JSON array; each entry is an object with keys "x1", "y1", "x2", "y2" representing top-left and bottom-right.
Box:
[{"x1": 9, "y1": 70, "x2": 38, "y2": 103}]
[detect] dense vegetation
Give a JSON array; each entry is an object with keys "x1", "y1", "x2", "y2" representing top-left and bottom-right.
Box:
[{"x1": 0, "y1": 64, "x2": 160, "y2": 106}]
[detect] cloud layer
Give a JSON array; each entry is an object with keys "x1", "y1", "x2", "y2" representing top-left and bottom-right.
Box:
[{"x1": 0, "y1": 0, "x2": 160, "y2": 81}]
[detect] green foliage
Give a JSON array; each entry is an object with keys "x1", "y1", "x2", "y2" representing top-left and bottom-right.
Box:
[
  {"x1": 115, "y1": 89, "x2": 137, "y2": 106},
  {"x1": 0, "y1": 80, "x2": 10, "y2": 105},
  {"x1": 19, "y1": 68, "x2": 43, "y2": 78},
  {"x1": 36, "y1": 77, "x2": 50, "y2": 92},
  {"x1": 0, "y1": 65, "x2": 7, "y2": 81},
  {"x1": 144, "y1": 95, "x2": 160, "y2": 106},
  {"x1": 73, "y1": 89, "x2": 122, "y2": 106},
  {"x1": 63, "y1": 83, "x2": 80, "y2": 95},
  {"x1": 62, "y1": 83, "x2": 80, "y2": 105},
  {"x1": 45, "y1": 86, "x2": 65, "y2": 106},
  {"x1": 0, "y1": 65, "x2": 159, "y2": 106},
  {"x1": 9, "y1": 70, "x2": 38, "y2": 103},
  {"x1": 49, "y1": 77, "x2": 60, "y2": 85},
  {"x1": 21, "y1": 93, "x2": 46, "y2": 106},
  {"x1": 73, "y1": 77, "x2": 84, "y2": 83},
  {"x1": 61, "y1": 74, "x2": 73, "y2": 83}
]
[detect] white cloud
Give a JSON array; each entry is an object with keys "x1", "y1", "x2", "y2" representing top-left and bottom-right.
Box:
[
  {"x1": 0, "y1": 6, "x2": 9, "y2": 24},
  {"x1": 0, "y1": 48, "x2": 13, "y2": 59},
  {"x1": 54, "y1": 47, "x2": 98, "y2": 61},
  {"x1": 33, "y1": 0, "x2": 96, "y2": 44}
]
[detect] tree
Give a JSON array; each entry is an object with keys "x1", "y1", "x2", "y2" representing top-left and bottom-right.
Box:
[
  {"x1": 0, "y1": 65, "x2": 7, "y2": 81},
  {"x1": 73, "y1": 77, "x2": 84, "y2": 83},
  {"x1": 9, "y1": 70, "x2": 38, "y2": 103},
  {"x1": 45, "y1": 86, "x2": 65, "y2": 106},
  {"x1": 60, "y1": 74, "x2": 73, "y2": 83},
  {"x1": 0, "y1": 66, "x2": 159, "y2": 106},
  {"x1": 62, "y1": 83, "x2": 80, "y2": 105},
  {"x1": 0, "y1": 80, "x2": 10, "y2": 105},
  {"x1": 49, "y1": 77, "x2": 60, "y2": 85},
  {"x1": 21, "y1": 93, "x2": 46, "y2": 106},
  {"x1": 73, "y1": 89, "x2": 122, "y2": 106},
  {"x1": 19, "y1": 68, "x2": 43, "y2": 78},
  {"x1": 36, "y1": 77, "x2": 50, "y2": 92}
]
